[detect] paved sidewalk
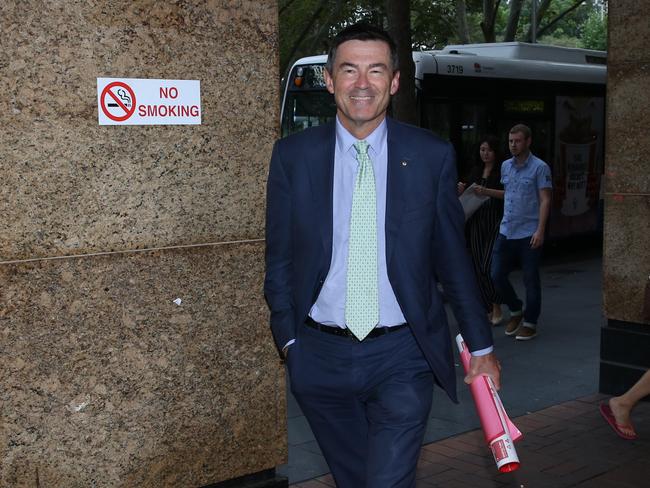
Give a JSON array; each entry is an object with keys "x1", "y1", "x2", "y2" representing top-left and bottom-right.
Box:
[{"x1": 290, "y1": 393, "x2": 650, "y2": 487}]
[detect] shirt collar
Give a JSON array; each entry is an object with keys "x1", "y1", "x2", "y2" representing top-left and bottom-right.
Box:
[
  {"x1": 335, "y1": 117, "x2": 387, "y2": 158},
  {"x1": 513, "y1": 151, "x2": 532, "y2": 168}
]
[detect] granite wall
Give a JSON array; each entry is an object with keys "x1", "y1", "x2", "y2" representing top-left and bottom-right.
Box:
[
  {"x1": 600, "y1": 0, "x2": 650, "y2": 394},
  {"x1": 0, "y1": 1, "x2": 285, "y2": 486}
]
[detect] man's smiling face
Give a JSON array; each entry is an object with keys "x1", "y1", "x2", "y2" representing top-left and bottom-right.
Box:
[{"x1": 325, "y1": 39, "x2": 400, "y2": 139}]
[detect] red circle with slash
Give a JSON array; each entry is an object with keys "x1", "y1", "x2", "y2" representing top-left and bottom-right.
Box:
[{"x1": 100, "y1": 81, "x2": 137, "y2": 122}]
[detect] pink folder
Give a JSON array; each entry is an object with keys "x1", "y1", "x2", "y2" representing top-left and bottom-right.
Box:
[{"x1": 456, "y1": 334, "x2": 522, "y2": 472}]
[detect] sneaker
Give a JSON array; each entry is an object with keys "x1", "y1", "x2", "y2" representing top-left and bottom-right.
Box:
[
  {"x1": 505, "y1": 314, "x2": 523, "y2": 336},
  {"x1": 516, "y1": 325, "x2": 537, "y2": 341}
]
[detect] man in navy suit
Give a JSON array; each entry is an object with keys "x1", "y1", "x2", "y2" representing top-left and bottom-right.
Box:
[{"x1": 265, "y1": 23, "x2": 501, "y2": 488}]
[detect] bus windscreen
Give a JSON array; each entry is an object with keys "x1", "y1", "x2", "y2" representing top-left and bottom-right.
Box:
[{"x1": 281, "y1": 91, "x2": 336, "y2": 137}]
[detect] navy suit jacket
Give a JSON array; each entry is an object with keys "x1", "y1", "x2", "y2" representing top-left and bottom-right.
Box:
[{"x1": 264, "y1": 118, "x2": 493, "y2": 402}]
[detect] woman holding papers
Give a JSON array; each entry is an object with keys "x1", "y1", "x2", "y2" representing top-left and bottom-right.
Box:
[{"x1": 458, "y1": 135, "x2": 505, "y2": 324}]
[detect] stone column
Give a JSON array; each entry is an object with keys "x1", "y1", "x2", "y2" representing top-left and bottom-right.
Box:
[
  {"x1": 600, "y1": 0, "x2": 650, "y2": 394},
  {"x1": 0, "y1": 2, "x2": 286, "y2": 487}
]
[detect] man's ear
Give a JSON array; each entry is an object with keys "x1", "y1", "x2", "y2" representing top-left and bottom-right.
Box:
[
  {"x1": 390, "y1": 70, "x2": 400, "y2": 96},
  {"x1": 324, "y1": 69, "x2": 335, "y2": 95}
]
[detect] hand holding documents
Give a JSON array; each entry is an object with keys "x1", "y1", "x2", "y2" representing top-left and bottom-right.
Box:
[
  {"x1": 456, "y1": 334, "x2": 522, "y2": 473},
  {"x1": 459, "y1": 183, "x2": 490, "y2": 220}
]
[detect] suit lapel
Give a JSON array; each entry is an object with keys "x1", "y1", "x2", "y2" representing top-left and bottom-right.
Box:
[
  {"x1": 307, "y1": 123, "x2": 336, "y2": 266},
  {"x1": 385, "y1": 118, "x2": 409, "y2": 266}
]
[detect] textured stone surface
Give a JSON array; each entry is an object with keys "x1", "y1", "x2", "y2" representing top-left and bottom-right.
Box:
[
  {"x1": 603, "y1": 0, "x2": 650, "y2": 328},
  {"x1": 0, "y1": 243, "x2": 285, "y2": 487},
  {"x1": 603, "y1": 194, "x2": 650, "y2": 325},
  {"x1": 604, "y1": 63, "x2": 650, "y2": 194},
  {"x1": 0, "y1": 0, "x2": 278, "y2": 261},
  {"x1": 608, "y1": 0, "x2": 650, "y2": 64},
  {"x1": 0, "y1": 1, "x2": 284, "y2": 486}
]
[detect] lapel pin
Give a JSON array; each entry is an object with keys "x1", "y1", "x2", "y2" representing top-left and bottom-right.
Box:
[{"x1": 401, "y1": 160, "x2": 408, "y2": 167}]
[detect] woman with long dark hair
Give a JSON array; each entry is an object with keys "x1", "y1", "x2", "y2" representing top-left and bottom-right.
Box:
[{"x1": 458, "y1": 135, "x2": 505, "y2": 324}]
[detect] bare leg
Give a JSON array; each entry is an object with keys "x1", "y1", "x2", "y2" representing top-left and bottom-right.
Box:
[
  {"x1": 490, "y1": 303, "x2": 502, "y2": 324},
  {"x1": 609, "y1": 370, "x2": 650, "y2": 437}
]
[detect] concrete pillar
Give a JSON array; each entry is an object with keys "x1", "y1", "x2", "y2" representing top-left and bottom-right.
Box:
[
  {"x1": 0, "y1": 1, "x2": 286, "y2": 486},
  {"x1": 600, "y1": 0, "x2": 650, "y2": 394}
]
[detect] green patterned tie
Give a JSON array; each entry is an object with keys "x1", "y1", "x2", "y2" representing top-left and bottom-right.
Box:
[{"x1": 345, "y1": 140, "x2": 379, "y2": 340}]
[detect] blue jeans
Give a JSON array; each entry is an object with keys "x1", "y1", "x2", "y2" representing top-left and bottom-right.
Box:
[{"x1": 490, "y1": 234, "x2": 542, "y2": 325}]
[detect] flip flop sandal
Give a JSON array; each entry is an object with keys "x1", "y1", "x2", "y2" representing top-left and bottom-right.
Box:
[{"x1": 599, "y1": 403, "x2": 637, "y2": 440}]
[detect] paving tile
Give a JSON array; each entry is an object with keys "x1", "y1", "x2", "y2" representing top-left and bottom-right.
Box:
[
  {"x1": 574, "y1": 478, "x2": 639, "y2": 488},
  {"x1": 436, "y1": 436, "x2": 485, "y2": 454},
  {"x1": 415, "y1": 460, "x2": 452, "y2": 478},
  {"x1": 292, "y1": 481, "x2": 330, "y2": 488},
  {"x1": 512, "y1": 450, "x2": 567, "y2": 472},
  {"x1": 280, "y1": 444, "x2": 330, "y2": 483},
  {"x1": 430, "y1": 457, "x2": 499, "y2": 480},
  {"x1": 533, "y1": 422, "x2": 572, "y2": 438},
  {"x1": 541, "y1": 459, "x2": 589, "y2": 476},
  {"x1": 577, "y1": 393, "x2": 608, "y2": 403},
  {"x1": 290, "y1": 395, "x2": 650, "y2": 487},
  {"x1": 421, "y1": 442, "x2": 460, "y2": 459},
  {"x1": 536, "y1": 404, "x2": 584, "y2": 420},
  {"x1": 455, "y1": 450, "x2": 494, "y2": 468},
  {"x1": 517, "y1": 434, "x2": 557, "y2": 452},
  {"x1": 415, "y1": 480, "x2": 437, "y2": 487},
  {"x1": 514, "y1": 415, "x2": 555, "y2": 431},
  {"x1": 314, "y1": 474, "x2": 336, "y2": 486},
  {"x1": 559, "y1": 399, "x2": 602, "y2": 414},
  {"x1": 558, "y1": 463, "x2": 615, "y2": 485},
  {"x1": 294, "y1": 440, "x2": 323, "y2": 456}
]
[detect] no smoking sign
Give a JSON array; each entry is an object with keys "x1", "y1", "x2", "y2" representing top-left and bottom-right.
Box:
[
  {"x1": 97, "y1": 78, "x2": 201, "y2": 126},
  {"x1": 100, "y1": 81, "x2": 136, "y2": 122}
]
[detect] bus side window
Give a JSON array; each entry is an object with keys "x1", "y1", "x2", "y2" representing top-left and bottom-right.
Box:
[
  {"x1": 422, "y1": 101, "x2": 451, "y2": 141},
  {"x1": 459, "y1": 103, "x2": 488, "y2": 178}
]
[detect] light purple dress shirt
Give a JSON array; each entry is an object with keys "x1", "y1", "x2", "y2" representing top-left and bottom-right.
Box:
[{"x1": 310, "y1": 118, "x2": 406, "y2": 327}]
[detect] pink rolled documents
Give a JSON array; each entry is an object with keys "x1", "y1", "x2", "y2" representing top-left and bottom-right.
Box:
[{"x1": 456, "y1": 334, "x2": 522, "y2": 473}]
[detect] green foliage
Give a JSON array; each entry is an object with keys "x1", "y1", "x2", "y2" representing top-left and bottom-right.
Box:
[
  {"x1": 538, "y1": 33, "x2": 580, "y2": 47},
  {"x1": 580, "y1": 10, "x2": 607, "y2": 50},
  {"x1": 519, "y1": 0, "x2": 607, "y2": 49},
  {"x1": 465, "y1": 8, "x2": 509, "y2": 43},
  {"x1": 410, "y1": 0, "x2": 456, "y2": 48},
  {"x1": 278, "y1": 0, "x2": 385, "y2": 77},
  {"x1": 278, "y1": 0, "x2": 608, "y2": 80}
]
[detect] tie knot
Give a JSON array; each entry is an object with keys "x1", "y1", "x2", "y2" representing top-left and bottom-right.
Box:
[{"x1": 354, "y1": 140, "x2": 370, "y2": 158}]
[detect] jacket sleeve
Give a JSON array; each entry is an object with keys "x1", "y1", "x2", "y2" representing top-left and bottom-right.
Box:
[
  {"x1": 432, "y1": 143, "x2": 494, "y2": 353},
  {"x1": 264, "y1": 141, "x2": 296, "y2": 355}
]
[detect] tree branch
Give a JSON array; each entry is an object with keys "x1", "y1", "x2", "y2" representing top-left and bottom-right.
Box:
[
  {"x1": 455, "y1": 0, "x2": 471, "y2": 43},
  {"x1": 305, "y1": 0, "x2": 344, "y2": 55},
  {"x1": 480, "y1": 0, "x2": 502, "y2": 42},
  {"x1": 279, "y1": 0, "x2": 299, "y2": 16},
  {"x1": 280, "y1": 0, "x2": 329, "y2": 77},
  {"x1": 492, "y1": 0, "x2": 502, "y2": 28},
  {"x1": 504, "y1": 0, "x2": 524, "y2": 42},
  {"x1": 537, "y1": 0, "x2": 587, "y2": 38},
  {"x1": 525, "y1": 0, "x2": 552, "y2": 42}
]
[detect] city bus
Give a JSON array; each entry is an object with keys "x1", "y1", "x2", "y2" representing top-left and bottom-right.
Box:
[{"x1": 280, "y1": 42, "x2": 607, "y2": 240}]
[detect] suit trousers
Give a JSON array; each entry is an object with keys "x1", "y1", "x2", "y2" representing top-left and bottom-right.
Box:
[{"x1": 287, "y1": 323, "x2": 434, "y2": 488}]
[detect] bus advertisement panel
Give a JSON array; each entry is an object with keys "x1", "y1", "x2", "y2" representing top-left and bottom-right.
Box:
[{"x1": 552, "y1": 96, "x2": 605, "y2": 238}]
